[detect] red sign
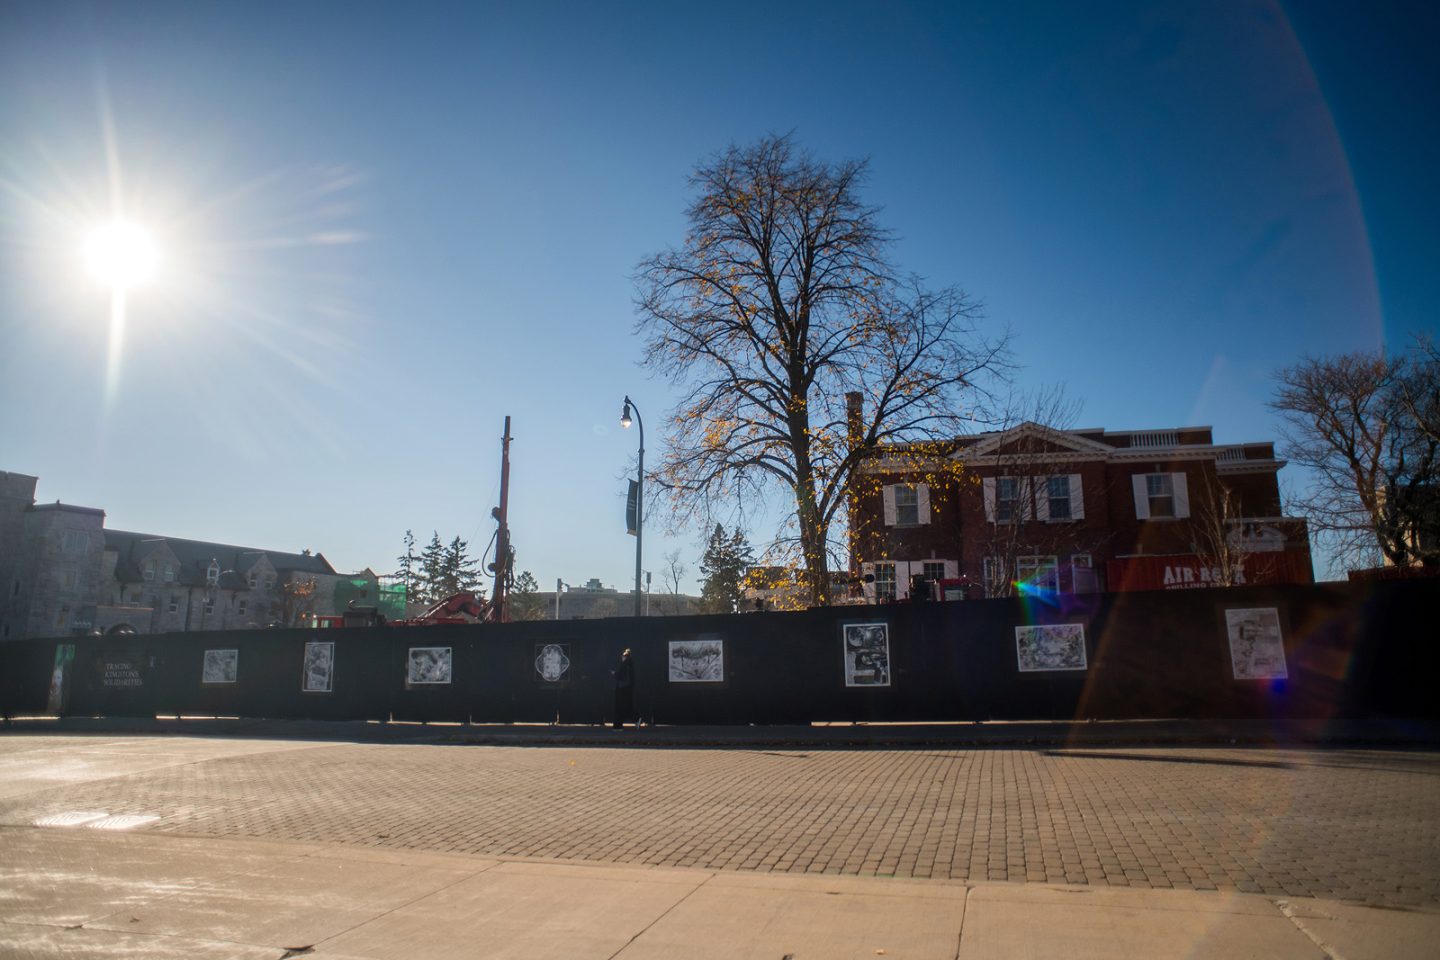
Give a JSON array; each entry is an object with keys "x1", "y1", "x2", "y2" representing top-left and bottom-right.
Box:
[{"x1": 1106, "y1": 553, "x2": 1312, "y2": 592}]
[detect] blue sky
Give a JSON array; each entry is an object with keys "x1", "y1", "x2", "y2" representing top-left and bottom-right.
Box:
[{"x1": 1, "y1": 0, "x2": 1435, "y2": 591}]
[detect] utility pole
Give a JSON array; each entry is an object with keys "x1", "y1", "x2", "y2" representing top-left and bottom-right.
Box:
[{"x1": 489, "y1": 416, "x2": 512, "y2": 622}]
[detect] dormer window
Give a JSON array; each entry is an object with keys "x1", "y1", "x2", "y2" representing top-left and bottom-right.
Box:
[
  {"x1": 206, "y1": 561, "x2": 220, "y2": 586},
  {"x1": 163, "y1": 563, "x2": 176, "y2": 582},
  {"x1": 247, "y1": 575, "x2": 258, "y2": 588},
  {"x1": 143, "y1": 560, "x2": 156, "y2": 582}
]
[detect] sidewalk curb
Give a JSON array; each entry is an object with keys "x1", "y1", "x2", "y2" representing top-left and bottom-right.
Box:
[{"x1": 4, "y1": 715, "x2": 1438, "y2": 749}]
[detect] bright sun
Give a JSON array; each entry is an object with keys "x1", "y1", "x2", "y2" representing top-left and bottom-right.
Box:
[{"x1": 83, "y1": 221, "x2": 160, "y2": 290}]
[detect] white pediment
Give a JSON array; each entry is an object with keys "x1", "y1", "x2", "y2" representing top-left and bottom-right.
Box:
[{"x1": 957, "y1": 422, "x2": 1115, "y2": 461}]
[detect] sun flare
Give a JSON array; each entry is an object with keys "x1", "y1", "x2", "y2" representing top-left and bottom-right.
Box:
[{"x1": 84, "y1": 221, "x2": 160, "y2": 290}]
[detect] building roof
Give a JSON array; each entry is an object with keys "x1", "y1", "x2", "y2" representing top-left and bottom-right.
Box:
[
  {"x1": 27, "y1": 501, "x2": 106, "y2": 518},
  {"x1": 105, "y1": 529, "x2": 336, "y2": 588},
  {"x1": 867, "y1": 422, "x2": 1282, "y2": 473}
]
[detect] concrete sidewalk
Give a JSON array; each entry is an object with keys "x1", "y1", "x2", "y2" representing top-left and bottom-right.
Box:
[
  {"x1": 2, "y1": 826, "x2": 1434, "y2": 960},
  {"x1": 6, "y1": 715, "x2": 1439, "y2": 749}
]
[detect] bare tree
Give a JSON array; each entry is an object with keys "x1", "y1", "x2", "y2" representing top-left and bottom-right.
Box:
[
  {"x1": 1271, "y1": 349, "x2": 1439, "y2": 571},
  {"x1": 1186, "y1": 471, "x2": 1278, "y2": 587},
  {"x1": 636, "y1": 134, "x2": 1008, "y2": 606},
  {"x1": 1397, "y1": 337, "x2": 1440, "y2": 446},
  {"x1": 661, "y1": 549, "x2": 686, "y2": 595}
]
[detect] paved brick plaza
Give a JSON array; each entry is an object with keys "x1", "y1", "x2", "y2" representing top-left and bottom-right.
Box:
[{"x1": 1, "y1": 735, "x2": 1436, "y2": 909}]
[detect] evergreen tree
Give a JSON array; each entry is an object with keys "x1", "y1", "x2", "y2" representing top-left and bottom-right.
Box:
[
  {"x1": 443, "y1": 536, "x2": 482, "y2": 595},
  {"x1": 418, "y1": 531, "x2": 446, "y2": 604},
  {"x1": 511, "y1": 570, "x2": 544, "y2": 621},
  {"x1": 698, "y1": 523, "x2": 754, "y2": 614},
  {"x1": 395, "y1": 530, "x2": 423, "y2": 606}
]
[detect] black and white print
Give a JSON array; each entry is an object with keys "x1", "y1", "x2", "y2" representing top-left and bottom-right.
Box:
[
  {"x1": 843, "y1": 622, "x2": 890, "y2": 687},
  {"x1": 407, "y1": 646, "x2": 453, "y2": 685},
  {"x1": 668, "y1": 636, "x2": 724, "y2": 682},
  {"x1": 1014, "y1": 624, "x2": 1087, "y2": 672},
  {"x1": 534, "y1": 643, "x2": 571, "y2": 683},
  {"x1": 202, "y1": 648, "x2": 239, "y2": 684},
  {"x1": 302, "y1": 641, "x2": 335, "y2": 693},
  {"x1": 1225, "y1": 608, "x2": 1287, "y2": 680}
]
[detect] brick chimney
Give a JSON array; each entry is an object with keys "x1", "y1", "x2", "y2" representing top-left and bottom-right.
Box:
[{"x1": 845, "y1": 392, "x2": 865, "y2": 452}]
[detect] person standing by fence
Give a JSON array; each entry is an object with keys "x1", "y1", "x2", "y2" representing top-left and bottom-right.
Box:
[{"x1": 612, "y1": 648, "x2": 635, "y2": 729}]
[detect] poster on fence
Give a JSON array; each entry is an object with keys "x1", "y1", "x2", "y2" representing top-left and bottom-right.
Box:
[
  {"x1": 407, "y1": 646, "x2": 452, "y2": 685},
  {"x1": 1224, "y1": 608, "x2": 1287, "y2": 680},
  {"x1": 202, "y1": 649, "x2": 239, "y2": 684},
  {"x1": 46, "y1": 644, "x2": 75, "y2": 714},
  {"x1": 302, "y1": 641, "x2": 335, "y2": 692},
  {"x1": 843, "y1": 622, "x2": 891, "y2": 687},
  {"x1": 534, "y1": 643, "x2": 571, "y2": 683},
  {"x1": 668, "y1": 636, "x2": 724, "y2": 682},
  {"x1": 1014, "y1": 624, "x2": 1088, "y2": 672}
]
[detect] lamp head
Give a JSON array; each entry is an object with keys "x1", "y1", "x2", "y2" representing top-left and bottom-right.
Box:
[{"x1": 620, "y1": 398, "x2": 633, "y2": 429}]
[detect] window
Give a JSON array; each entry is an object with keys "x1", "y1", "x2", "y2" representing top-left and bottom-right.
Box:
[
  {"x1": 1036, "y1": 474, "x2": 1084, "y2": 522},
  {"x1": 206, "y1": 561, "x2": 220, "y2": 586},
  {"x1": 247, "y1": 575, "x2": 257, "y2": 588},
  {"x1": 996, "y1": 477, "x2": 1020, "y2": 522},
  {"x1": 60, "y1": 570, "x2": 77, "y2": 590},
  {"x1": 1045, "y1": 476, "x2": 1072, "y2": 520},
  {"x1": 163, "y1": 563, "x2": 176, "y2": 582},
  {"x1": 894, "y1": 485, "x2": 919, "y2": 525},
  {"x1": 129, "y1": 591, "x2": 141, "y2": 604},
  {"x1": 1131, "y1": 472, "x2": 1190, "y2": 519},
  {"x1": 166, "y1": 597, "x2": 179, "y2": 614},
  {"x1": 238, "y1": 599, "x2": 248, "y2": 616},
  {"x1": 1146, "y1": 474, "x2": 1175, "y2": 517},
  {"x1": 204, "y1": 600, "x2": 215, "y2": 615},
  {"x1": 62, "y1": 531, "x2": 88, "y2": 553},
  {"x1": 56, "y1": 606, "x2": 69, "y2": 628},
  {"x1": 874, "y1": 563, "x2": 897, "y2": 602},
  {"x1": 263, "y1": 577, "x2": 275, "y2": 590},
  {"x1": 1016, "y1": 555, "x2": 1059, "y2": 592},
  {"x1": 883, "y1": 483, "x2": 930, "y2": 526},
  {"x1": 143, "y1": 560, "x2": 156, "y2": 582},
  {"x1": 982, "y1": 556, "x2": 1003, "y2": 591},
  {"x1": 921, "y1": 561, "x2": 946, "y2": 582}
]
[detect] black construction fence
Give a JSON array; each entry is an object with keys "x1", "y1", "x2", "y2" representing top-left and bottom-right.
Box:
[{"x1": 3, "y1": 579, "x2": 1435, "y2": 725}]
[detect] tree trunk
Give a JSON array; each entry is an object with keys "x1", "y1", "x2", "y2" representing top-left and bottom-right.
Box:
[{"x1": 795, "y1": 483, "x2": 831, "y2": 606}]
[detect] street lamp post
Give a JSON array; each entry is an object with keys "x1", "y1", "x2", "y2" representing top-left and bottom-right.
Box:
[{"x1": 621, "y1": 396, "x2": 644, "y2": 617}]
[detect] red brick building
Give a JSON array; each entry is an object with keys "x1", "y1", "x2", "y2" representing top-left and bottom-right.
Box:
[{"x1": 848, "y1": 422, "x2": 1312, "y2": 600}]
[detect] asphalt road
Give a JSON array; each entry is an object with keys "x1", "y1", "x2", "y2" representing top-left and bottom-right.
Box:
[{"x1": 1, "y1": 733, "x2": 1436, "y2": 909}]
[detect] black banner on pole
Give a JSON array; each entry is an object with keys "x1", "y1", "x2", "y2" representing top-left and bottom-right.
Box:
[{"x1": 626, "y1": 480, "x2": 639, "y2": 536}]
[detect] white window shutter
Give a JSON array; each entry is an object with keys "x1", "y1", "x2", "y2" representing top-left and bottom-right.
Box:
[
  {"x1": 1021, "y1": 478, "x2": 1035, "y2": 521},
  {"x1": 1132, "y1": 475, "x2": 1150, "y2": 520},
  {"x1": 983, "y1": 477, "x2": 996, "y2": 522},
  {"x1": 860, "y1": 562, "x2": 876, "y2": 601},
  {"x1": 1070, "y1": 474, "x2": 1085, "y2": 520},
  {"x1": 894, "y1": 561, "x2": 910, "y2": 600},
  {"x1": 1033, "y1": 476, "x2": 1049, "y2": 522},
  {"x1": 943, "y1": 559, "x2": 958, "y2": 579},
  {"x1": 916, "y1": 483, "x2": 931, "y2": 525},
  {"x1": 1173, "y1": 472, "x2": 1191, "y2": 518},
  {"x1": 882, "y1": 485, "x2": 897, "y2": 526}
]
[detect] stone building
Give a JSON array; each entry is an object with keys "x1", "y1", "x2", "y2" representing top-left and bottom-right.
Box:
[{"x1": 0, "y1": 471, "x2": 376, "y2": 640}]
